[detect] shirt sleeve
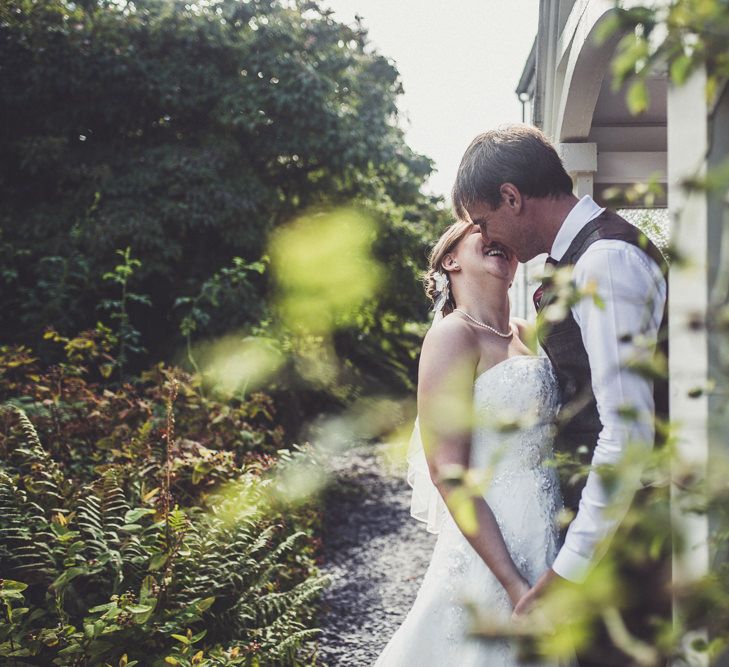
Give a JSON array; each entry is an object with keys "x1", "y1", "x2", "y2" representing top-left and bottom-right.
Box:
[{"x1": 550, "y1": 241, "x2": 667, "y2": 582}]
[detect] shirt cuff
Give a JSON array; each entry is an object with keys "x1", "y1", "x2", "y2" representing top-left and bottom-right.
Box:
[{"x1": 551, "y1": 545, "x2": 593, "y2": 583}]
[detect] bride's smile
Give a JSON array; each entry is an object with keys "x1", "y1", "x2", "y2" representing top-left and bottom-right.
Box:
[
  {"x1": 484, "y1": 246, "x2": 506, "y2": 258},
  {"x1": 445, "y1": 225, "x2": 518, "y2": 285}
]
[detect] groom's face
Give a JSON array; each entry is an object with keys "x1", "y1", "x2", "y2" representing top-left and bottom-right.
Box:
[{"x1": 467, "y1": 199, "x2": 530, "y2": 263}]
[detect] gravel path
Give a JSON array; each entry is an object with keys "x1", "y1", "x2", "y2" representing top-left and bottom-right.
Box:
[{"x1": 316, "y1": 443, "x2": 436, "y2": 667}]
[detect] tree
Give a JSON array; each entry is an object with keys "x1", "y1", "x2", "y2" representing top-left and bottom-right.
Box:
[{"x1": 0, "y1": 0, "x2": 444, "y2": 393}]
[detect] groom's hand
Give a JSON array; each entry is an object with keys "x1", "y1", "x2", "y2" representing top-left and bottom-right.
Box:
[{"x1": 512, "y1": 568, "x2": 560, "y2": 619}]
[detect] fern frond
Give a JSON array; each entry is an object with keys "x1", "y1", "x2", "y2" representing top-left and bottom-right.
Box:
[
  {"x1": 253, "y1": 530, "x2": 306, "y2": 584},
  {"x1": 238, "y1": 575, "x2": 329, "y2": 627},
  {"x1": 100, "y1": 470, "x2": 131, "y2": 536},
  {"x1": 266, "y1": 627, "x2": 321, "y2": 662},
  {"x1": 2, "y1": 405, "x2": 66, "y2": 513},
  {"x1": 0, "y1": 469, "x2": 57, "y2": 583},
  {"x1": 11, "y1": 406, "x2": 42, "y2": 450}
]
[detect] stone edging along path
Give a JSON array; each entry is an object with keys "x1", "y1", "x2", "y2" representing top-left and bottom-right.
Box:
[{"x1": 316, "y1": 443, "x2": 436, "y2": 667}]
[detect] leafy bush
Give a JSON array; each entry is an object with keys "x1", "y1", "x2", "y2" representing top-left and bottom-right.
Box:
[
  {"x1": 0, "y1": 0, "x2": 444, "y2": 397},
  {"x1": 0, "y1": 336, "x2": 327, "y2": 665}
]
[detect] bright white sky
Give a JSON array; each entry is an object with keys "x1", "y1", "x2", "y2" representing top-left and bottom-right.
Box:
[{"x1": 322, "y1": 0, "x2": 539, "y2": 200}]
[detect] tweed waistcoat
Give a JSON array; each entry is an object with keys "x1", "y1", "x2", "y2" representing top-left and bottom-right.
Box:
[{"x1": 537, "y1": 210, "x2": 669, "y2": 467}]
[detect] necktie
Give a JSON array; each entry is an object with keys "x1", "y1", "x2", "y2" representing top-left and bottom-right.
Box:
[{"x1": 533, "y1": 256, "x2": 558, "y2": 312}]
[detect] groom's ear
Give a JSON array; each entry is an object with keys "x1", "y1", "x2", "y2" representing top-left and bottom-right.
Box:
[{"x1": 499, "y1": 183, "x2": 522, "y2": 211}]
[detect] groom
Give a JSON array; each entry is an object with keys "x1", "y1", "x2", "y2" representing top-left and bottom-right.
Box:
[{"x1": 452, "y1": 125, "x2": 668, "y2": 664}]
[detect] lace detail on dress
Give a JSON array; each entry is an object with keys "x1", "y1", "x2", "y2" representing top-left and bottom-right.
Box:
[
  {"x1": 443, "y1": 532, "x2": 470, "y2": 646},
  {"x1": 471, "y1": 355, "x2": 559, "y2": 473}
]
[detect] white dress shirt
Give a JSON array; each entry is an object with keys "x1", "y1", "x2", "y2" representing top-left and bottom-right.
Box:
[{"x1": 547, "y1": 196, "x2": 667, "y2": 583}]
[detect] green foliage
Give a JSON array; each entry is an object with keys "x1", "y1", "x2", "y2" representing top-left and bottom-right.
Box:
[
  {"x1": 175, "y1": 257, "x2": 268, "y2": 375},
  {"x1": 0, "y1": 0, "x2": 442, "y2": 396},
  {"x1": 100, "y1": 248, "x2": 152, "y2": 381},
  {"x1": 1, "y1": 328, "x2": 288, "y2": 492},
  {"x1": 599, "y1": 1, "x2": 729, "y2": 117},
  {"x1": 0, "y1": 338, "x2": 326, "y2": 665}
]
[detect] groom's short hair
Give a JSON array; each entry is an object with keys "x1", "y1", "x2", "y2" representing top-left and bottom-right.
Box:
[{"x1": 452, "y1": 125, "x2": 574, "y2": 218}]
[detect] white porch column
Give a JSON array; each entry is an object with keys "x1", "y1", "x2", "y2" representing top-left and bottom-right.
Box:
[
  {"x1": 667, "y1": 68, "x2": 710, "y2": 666},
  {"x1": 559, "y1": 142, "x2": 597, "y2": 198}
]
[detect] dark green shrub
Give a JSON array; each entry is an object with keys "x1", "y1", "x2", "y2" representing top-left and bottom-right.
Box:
[{"x1": 0, "y1": 338, "x2": 327, "y2": 665}]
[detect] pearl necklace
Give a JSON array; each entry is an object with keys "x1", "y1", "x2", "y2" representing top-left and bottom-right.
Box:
[{"x1": 453, "y1": 308, "x2": 513, "y2": 338}]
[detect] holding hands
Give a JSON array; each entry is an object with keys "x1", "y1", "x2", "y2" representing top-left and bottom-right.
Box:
[{"x1": 511, "y1": 568, "x2": 560, "y2": 625}]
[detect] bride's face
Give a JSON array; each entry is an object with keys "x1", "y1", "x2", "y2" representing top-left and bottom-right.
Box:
[{"x1": 448, "y1": 225, "x2": 518, "y2": 284}]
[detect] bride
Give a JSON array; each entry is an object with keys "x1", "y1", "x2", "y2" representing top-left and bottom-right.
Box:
[{"x1": 375, "y1": 221, "x2": 563, "y2": 666}]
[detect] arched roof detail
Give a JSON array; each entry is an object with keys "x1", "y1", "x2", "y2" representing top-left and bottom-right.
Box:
[{"x1": 553, "y1": 5, "x2": 622, "y2": 141}]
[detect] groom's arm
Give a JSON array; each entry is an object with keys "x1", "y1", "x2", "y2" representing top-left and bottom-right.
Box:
[{"x1": 550, "y1": 241, "x2": 667, "y2": 583}]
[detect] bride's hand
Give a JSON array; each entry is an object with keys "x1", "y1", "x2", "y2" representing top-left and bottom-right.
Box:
[
  {"x1": 506, "y1": 577, "x2": 531, "y2": 610},
  {"x1": 515, "y1": 567, "x2": 558, "y2": 615},
  {"x1": 510, "y1": 569, "x2": 560, "y2": 628},
  {"x1": 512, "y1": 585, "x2": 536, "y2": 617}
]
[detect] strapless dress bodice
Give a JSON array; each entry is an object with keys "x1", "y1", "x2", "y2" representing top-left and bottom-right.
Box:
[{"x1": 471, "y1": 355, "x2": 560, "y2": 472}]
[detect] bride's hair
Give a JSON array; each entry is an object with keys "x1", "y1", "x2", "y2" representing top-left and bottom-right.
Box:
[{"x1": 423, "y1": 220, "x2": 474, "y2": 315}]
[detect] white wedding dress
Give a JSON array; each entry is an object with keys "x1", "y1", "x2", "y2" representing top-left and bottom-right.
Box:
[{"x1": 375, "y1": 355, "x2": 563, "y2": 667}]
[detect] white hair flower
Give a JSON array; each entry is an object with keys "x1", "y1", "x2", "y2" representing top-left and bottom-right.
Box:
[{"x1": 432, "y1": 271, "x2": 450, "y2": 314}]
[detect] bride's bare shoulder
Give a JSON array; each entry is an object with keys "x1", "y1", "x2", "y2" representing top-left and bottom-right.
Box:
[
  {"x1": 422, "y1": 314, "x2": 478, "y2": 355},
  {"x1": 419, "y1": 315, "x2": 479, "y2": 386}
]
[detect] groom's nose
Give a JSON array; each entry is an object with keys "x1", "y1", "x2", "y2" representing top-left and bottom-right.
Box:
[{"x1": 477, "y1": 223, "x2": 492, "y2": 244}]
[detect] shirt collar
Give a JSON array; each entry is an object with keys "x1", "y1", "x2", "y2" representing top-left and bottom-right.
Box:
[{"x1": 550, "y1": 195, "x2": 605, "y2": 261}]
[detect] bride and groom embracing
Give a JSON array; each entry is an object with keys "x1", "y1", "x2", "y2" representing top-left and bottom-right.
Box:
[{"x1": 375, "y1": 125, "x2": 669, "y2": 667}]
